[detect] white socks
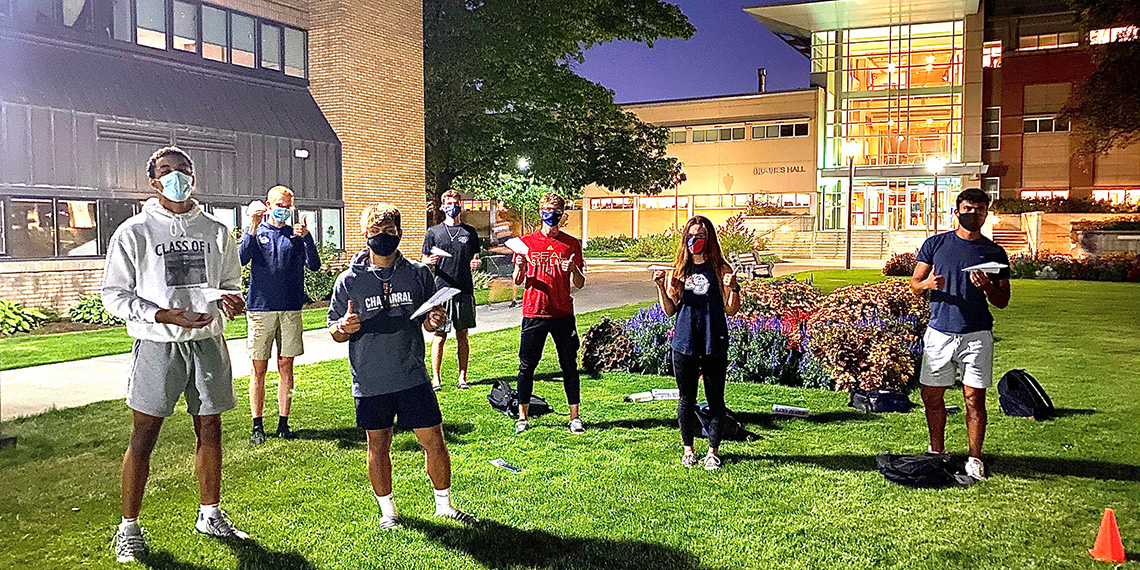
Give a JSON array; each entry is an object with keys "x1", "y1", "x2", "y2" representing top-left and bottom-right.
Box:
[
  {"x1": 433, "y1": 488, "x2": 453, "y2": 515},
  {"x1": 375, "y1": 493, "x2": 397, "y2": 519},
  {"x1": 199, "y1": 503, "x2": 221, "y2": 519},
  {"x1": 119, "y1": 517, "x2": 141, "y2": 535}
]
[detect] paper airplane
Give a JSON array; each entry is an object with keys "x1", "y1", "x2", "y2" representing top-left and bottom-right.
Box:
[
  {"x1": 961, "y1": 262, "x2": 1008, "y2": 274},
  {"x1": 410, "y1": 287, "x2": 461, "y2": 319},
  {"x1": 200, "y1": 287, "x2": 244, "y2": 302},
  {"x1": 429, "y1": 246, "x2": 452, "y2": 258},
  {"x1": 489, "y1": 458, "x2": 521, "y2": 473},
  {"x1": 504, "y1": 237, "x2": 529, "y2": 256}
]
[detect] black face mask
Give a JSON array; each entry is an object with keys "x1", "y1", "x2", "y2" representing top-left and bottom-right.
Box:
[
  {"x1": 957, "y1": 212, "x2": 986, "y2": 232},
  {"x1": 367, "y1": 232, "x2": 400, "y2": 256}
]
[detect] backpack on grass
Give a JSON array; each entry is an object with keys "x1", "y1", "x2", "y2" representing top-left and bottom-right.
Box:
[
  {"x1": 487, "y1": 380, "x2": 554, "y2": 420},
  {"x1": 849, "y1": 388, "x2": 914, "y2": 413},
  {"x1": 695, "y1": 404, "x2": 758, "y2": 442},
  {"x1": 997, "y1": 369, "x2": 1054, "y2": 420},
  {"x1": 876, "y1": 453, "x2": 973, "y2": 488}
]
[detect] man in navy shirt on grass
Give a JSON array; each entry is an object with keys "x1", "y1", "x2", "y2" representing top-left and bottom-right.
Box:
[
  {"x1": 910, "y1": 188, "x2": 1011, "y2": 480},
  {"x1": 240, "y1": 185, "x2": 320, "y2": 444}
]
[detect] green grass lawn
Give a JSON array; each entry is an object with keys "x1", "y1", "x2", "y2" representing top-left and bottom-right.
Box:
[
  {"x1": 2, "y1": 273, "x2": 1139, "y2": 569},
  {"x1": 0, "y1": 308, "x2": 330, "y2": 371}
]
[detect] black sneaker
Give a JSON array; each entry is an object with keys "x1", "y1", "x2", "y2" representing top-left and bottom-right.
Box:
[
  {"x1": 250, "y1": 427, "x2": 266, "y2": 446},
  {"x1": 275, "y1": 427, "x2": 296, "y2": 440}
]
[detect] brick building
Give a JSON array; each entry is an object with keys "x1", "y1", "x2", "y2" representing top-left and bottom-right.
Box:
[{"x1": 0, "y1": 0, "x2": 424, "y2": 308}]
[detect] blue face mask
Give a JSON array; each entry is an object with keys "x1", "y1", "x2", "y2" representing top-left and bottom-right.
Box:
[
  {"x1": 442, "y1": 204, "x2": 461, "y2": 219},
  {"x1": 541, "y1": 210, "x2": 563, "y2": 227},
  {"x1": 159, "y1": 171, "x2": 194, "y2": 202},
  {"x1": 270, "y1": 207, "x2": 292, "y2": 224}
]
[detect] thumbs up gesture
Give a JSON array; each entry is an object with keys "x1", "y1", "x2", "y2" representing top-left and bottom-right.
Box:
[
  {"x1": 294, "y1": 216, "x2": 309, "y2": 238},
  {"x1": 922, "y1": 266, "x2": 945, "y2": 291},
  {"x1": 337, "y1": 299, "x2": 361, "y2": 335}
]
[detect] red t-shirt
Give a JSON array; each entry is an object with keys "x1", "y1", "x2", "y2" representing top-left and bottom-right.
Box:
[{"x1": 520, "y1": 230, "x2": 584, "y2": 318}]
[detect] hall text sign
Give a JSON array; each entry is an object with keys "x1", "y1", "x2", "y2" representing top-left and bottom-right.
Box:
[{"x1": 754, "y1": 165, "x2": 808, "y2": 175}]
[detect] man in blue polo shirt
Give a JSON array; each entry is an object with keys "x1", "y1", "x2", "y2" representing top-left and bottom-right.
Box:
[
  {"x1": 240, "y1": 185, "x2": 320, "y2": 444},
  {"x1": 910, "y1": 188, "x2": 1011, "y2": 481}
]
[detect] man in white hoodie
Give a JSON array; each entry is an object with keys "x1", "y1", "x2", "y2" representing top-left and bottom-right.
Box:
[{"x1": 102, "y1": 146, "x2": 249, "y2": 563}]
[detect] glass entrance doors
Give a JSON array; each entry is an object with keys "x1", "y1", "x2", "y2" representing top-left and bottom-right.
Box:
[{"x1": 820, "y1": 177, "x2": 958, "y2": 231}]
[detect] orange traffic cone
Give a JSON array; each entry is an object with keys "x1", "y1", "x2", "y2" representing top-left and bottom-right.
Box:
[{"x1": 1089, "y1": 508, "x2": 1126, "y2": 563}]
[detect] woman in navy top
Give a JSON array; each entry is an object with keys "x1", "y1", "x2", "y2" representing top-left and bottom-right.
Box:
[{"x1": 653, "y1": 216, "x2": 741, "y2": 470}]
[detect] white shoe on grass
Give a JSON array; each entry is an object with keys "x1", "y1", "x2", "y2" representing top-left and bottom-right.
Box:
[
  {"x1": 113, "y1": 528, "x2": 148, "y2": 563},
  {"x1": 965, "y1": 456, "x2": 987, "y2": 480},
  {"x1": 378, "y1": 515, "x2": 399, "y2": 530},
  {"x1": 194, "y1": 510, "x2": 249, "y2": 540},
  {"x1": 515, "y1": 419, "x2": 529, "y2": 434},
  {"x1": 703, "y1": 453, "x2": 722, "y2": 471},
  {"x1": 681, "y1": 451, "x2": 698, "y2": 468},
  {"x1": 568, "y1": 418, "x2": 585, "y2": 434},
  {"x1": 435, "y1": 506, "x2": 478, "y2": 524}
]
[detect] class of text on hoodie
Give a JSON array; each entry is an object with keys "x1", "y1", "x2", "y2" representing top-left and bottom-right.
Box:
[{"x1": 102, "y1": 198, "x2": 242, "y2": 343}]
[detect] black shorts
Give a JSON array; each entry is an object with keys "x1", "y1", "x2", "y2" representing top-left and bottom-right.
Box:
[
  {"x1": 435, "y1": 292, "x2": 477, "y2": 336},
  {"x1": 354, "y1": 382, "x2": 443, "y2": 431}
]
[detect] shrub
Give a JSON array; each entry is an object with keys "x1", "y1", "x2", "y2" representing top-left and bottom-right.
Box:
[
  {"x1": 1071, "y1": 216, "x2": 1140, "y2": 232},
  {"x1": 0, "y1": 299, "x2": 48, "y2": 335},
  {"x1": 624, "y1": 230, "x2": 682, "y2": 260},
  {"x1": 580, "y1": 317, "x2": 638, "y2": 372},
  {"x1": 1009, "y1": 251, "x2": 1140, "y2": 282},
  {"x1": 624, "y1": 303, "x2": 674, "y2": 376},
  {"x1": 726, "y1": 315, "x2": 805, "y2": 387},
  {"x1": 991, "y1": 197, "x2": 1140, "y2": 215},
  {"x1": 882, "y1": 252, "x2": 918, "y2": 276},
  {"x1": 717, "y1": 214, "x2": 764, "y2": 256},
  {"x1": 68, "y1": 295, "x2": 124, "y2": 325},
  {"x1": 583, "y1": 235, "x2": 638, "y2": 257},
  {"x1": 745, "y1": 200, "x2": 794, "y2": 216},
  {"x1": 738, "y1": 277, "x2": 822, "y2": 318},
  {"x1": 304, "y1": 243, "x2": 346, "y2": 302},
  {"x1": 1035, "y1": 266, "x2": 1059, "y2": 280},
  {"x1": 471, "y1": 269, "x2": 494, "y2": 290}
]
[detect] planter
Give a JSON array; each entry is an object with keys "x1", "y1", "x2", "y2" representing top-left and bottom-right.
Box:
[{"x1": 1072, "y1": 230, "x2": 1140, "y2": 257}]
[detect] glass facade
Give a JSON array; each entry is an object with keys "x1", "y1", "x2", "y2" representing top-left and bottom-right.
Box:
[
  {"x1": 820, "y1": 177, "x2": 960, "y2": 231},
  {"x1": 814, "y1": 22, "x2": 964, "y2": 169}
]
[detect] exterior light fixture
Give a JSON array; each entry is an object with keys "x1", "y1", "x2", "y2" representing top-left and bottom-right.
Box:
[
  {"x1": 294, "y1": 148, "x2": 310, "y2": 159},
  {"x1": 842, "y1": 140, "x2": 862, "y2": 270},
  {"x1": 517, "y1": 157, "x2": 531, "y2": 172},
  {"x1": 926, "y1": 156, "x2": 947, "y2": 233}
]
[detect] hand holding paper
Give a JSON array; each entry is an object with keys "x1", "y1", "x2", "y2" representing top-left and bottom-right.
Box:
[
  {"x1": 430, "y1": 246, "x2": 452, "y2": 258},
  {"x1": 411, "y1": 287, "x2": 461, "y2": 320},
  {"x1": 504, "y1": 237, "x2": 529, "y2": 256}
]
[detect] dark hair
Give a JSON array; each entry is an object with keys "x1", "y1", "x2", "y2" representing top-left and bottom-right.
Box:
[
  {"x1": 956, "y1": 188, "x2": 991, "y2": 208},
  {"x1": 147, "y1": 146, "x2": 193, "y2": 179}
]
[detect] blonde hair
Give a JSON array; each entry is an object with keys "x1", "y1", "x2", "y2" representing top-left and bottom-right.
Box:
[
  {"x1": 540, "y1": 192, "x2": 565, "y2": 210},
  {"x1": 360, "y1": 203, "x2": 401, "y2": 231},
  {"x1": 267, "y1": 185, "x2": 294, "y2": 203},
  {"x1": 441, "y1": 189, "x2": 462, "y2": 202}
]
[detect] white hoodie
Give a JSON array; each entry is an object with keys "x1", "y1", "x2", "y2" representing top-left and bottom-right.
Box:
[{"x1": 102, "y1": 198, "x2": 242, "y2": 342}]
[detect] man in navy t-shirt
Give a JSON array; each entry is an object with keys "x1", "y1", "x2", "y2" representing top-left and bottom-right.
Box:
[{"x1": 911, "y1": 188, "x2": 1011, "y2": 481}]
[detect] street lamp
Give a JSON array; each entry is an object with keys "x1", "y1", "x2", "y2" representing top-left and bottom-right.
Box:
[
  {"x1": 517, "y1": 157, "x2": 531, "y2": 172},
  {"x1": 925, "y1": 155, "x2": 946, "y2": 233},
  {"x1": 842, "y1": 139, "x2": 861, "y2": 270}
]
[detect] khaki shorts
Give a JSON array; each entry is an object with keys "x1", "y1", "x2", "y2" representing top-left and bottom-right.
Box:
[{"x1": 247, "y1": 310, "x2": 304, "y2": 360}]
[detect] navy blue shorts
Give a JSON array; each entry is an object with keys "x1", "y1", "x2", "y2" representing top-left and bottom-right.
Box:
[{"x1": 354, "y1": 382, "x2": 443, "y2": 431}]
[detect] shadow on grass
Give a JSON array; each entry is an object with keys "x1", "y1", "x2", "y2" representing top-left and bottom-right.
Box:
[
  {"x1": 293, "y1": 422, "x2": 475, "y2": 451},
  {"x1": 142, "y1": 539, "x2": 315, "y2": 570},
  {"x1": 1052, "y1": 408, "x2": 1096, "y2": 417},
  {"x1": 734, "y1": 410, "x2": 879, "y2": 430},
  {"x1": 403, "y1": 516, "x2": 729, "y2": 570},
  {"x1": 722, "y1": 453, "x2": 1140, "y2": 482},
  {"x1": 589, "y1": 417, "x2": 677, "y2": 431},
  {"x1": 466, "y1": 370, "x2": 602, "y2": 388}
]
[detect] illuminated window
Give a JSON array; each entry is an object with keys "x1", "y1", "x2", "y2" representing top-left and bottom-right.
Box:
[
  {"x1": 982, "y1": 40, "x2": 1002, "y2": 68},
  {"x1": 588, "y1": 197, "x2": 634, "y2": 210},
  {"x1": 1089, "y1": 26, "x2": 1138, "y2": 44},
  {"x1": 1020, "y1": 190, "x2": 1069, "y2": 199},
  {"x1": 639, "y1": 197, "x2": 689, "y2": 210},
  {"x1": 983, "y1": 107, "x2": 1001, "y2": 150},
  {"x1": 1091, "y1": 189, "x2": 1140, "y2": 204},
  {"x1": 1018, "y1": 32, "x2": 1080, "y2": 51},
  {"x1": 982, "y1": 178, "x2": 999, "y2": 201},
  {"x1": 669, "y1": 130, "x2": 687, "y2": 144}
]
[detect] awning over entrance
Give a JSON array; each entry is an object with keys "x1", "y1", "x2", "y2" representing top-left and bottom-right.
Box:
[
  {"x1": 744, "y1": 0, "x2": 981, "y2": 35},
  {"x1": 0, "y1": 34, "x2": 338, "y2": 144},
  {"x1": 820, "y1": 162, "x2": 988, "y2": 179}
]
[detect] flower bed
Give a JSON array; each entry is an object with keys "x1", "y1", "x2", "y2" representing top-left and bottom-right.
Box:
[
  {"x1": 581, "y1": 277, "x2": 927, "y2": 392},
  {"x1": 882, "y1": 252, "x2": 917, "y2": 277},
  {"x1": 1008, "y1": 251, "x2": 1140, "y2": 282}
]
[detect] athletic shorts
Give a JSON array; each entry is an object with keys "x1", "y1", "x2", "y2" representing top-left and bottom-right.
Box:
[
  {"x1": 354, "y1": 382, "x2": 443, "y2": 431},
  {"x1": 247, "y1": 310, "x2": 304, "y2": 360},
  {"x1": 434, "y1": 293, "x2": 477, "y2": 337},
  {"x1": 920, "y1": 327, "x2": 995, "y2": 390},
  {"x1": 127, "y1": 335, "x2": 236, "y2": 417}
]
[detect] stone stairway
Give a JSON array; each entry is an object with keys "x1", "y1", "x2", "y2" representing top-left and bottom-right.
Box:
[
  {"x1": 992, "y1": 228, "x2": 1031, "y2": 255},
  {"x1": 767, "y1": 230, "x2": 891, "y2": 260}
]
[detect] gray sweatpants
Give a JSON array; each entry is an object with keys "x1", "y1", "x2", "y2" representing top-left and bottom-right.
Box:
[{"x1": 126, "y1": 335, "x2": 236, "y2": 417}]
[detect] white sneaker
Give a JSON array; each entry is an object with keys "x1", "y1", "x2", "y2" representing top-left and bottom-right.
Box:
[
  {"x1": 435, "y1": 506, "x2": 478, "y2": 524},
  {"x1": 378, "y1": 515, "x2": 399, "y2": 530},
  {"x1": 515, "y1": 419, "x2": 529, "y2": 434},
  {"x1": 703, "y1": 453, "x2": 722, "y2": 471},
  {"x1": 965, "y1": 456, "x2": 987, "y2": 480},
  {"x1": 568, "y1": 418, "x2": 585, "y2": 434},
  {"x1": 925, "y1": 445, "x2": 950, "y2": 459},
  {"x1": 194, "y1": 510, "x2": 249, "y2": 540},
  {"x1": 113, "y1": 527, "x2": 148, "y2": 563}
]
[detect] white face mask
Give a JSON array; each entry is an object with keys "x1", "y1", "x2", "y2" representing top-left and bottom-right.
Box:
[{"x1": 159, "y1": 171, "x2": 194, "y2": 202}]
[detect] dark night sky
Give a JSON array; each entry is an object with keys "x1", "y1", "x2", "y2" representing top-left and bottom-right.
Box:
[{"x1": 574, "y1": 1, "x2": 810, "y2": 104}]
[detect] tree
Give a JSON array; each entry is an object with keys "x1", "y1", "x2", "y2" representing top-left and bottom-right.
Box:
[
  {"x1": 1063, "y1": 0, "x2": 1140, "y2": 157},
  {"x1": 460, "y1": 172, "x2": 568, "y2": 234},
  {"x1": 424, "y1": 0, "x2": 694, "y2": 219}
]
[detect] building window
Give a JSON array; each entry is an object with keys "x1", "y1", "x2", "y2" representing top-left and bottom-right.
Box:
[
  {"x1": 171, "y1": 0, "x2": 197, "y2": 52},
  {"x1": 209, "y1": 206, "x2": 238, "y2": 234},
  {"x1": 669, "y1": 130, "x2": 687, "y2": 144},
  {"x1": 982, "y1": 40, "x2": 1002, "y2": 68},
  {"x1": 1089, "y1": 26, "x2": 1139, "y2": 45},
  {"x1": 1020, "y1": 190, "x2": 1069, "y2": 199},
  {"x1": 111, "y1": 0, "x2": 131, "y2": 41},
  {"x1": 982, "y1": 178, "x2": 999, "y2": 201},
  {"x1": 588, "y1": 197, "x2": 634, "y2": 210},
  {"x1": 7, "y1": 199, "x2": 56, "y2": 258},
  {"x1": 135, "y1": 0, "x2": 166, "y2": 50},
  {"x1": 0, "y1": 201, "x2": 5, "y2": 254},
  {"x1": 1023, "y1": 116, "x2": 1069, "y2": 134},
  {"x1": 260, "y1": 23, "x2": 281, "y2": 70},
  {"x1": 1018, "y1": 32, "x2": 1080, "y2": 52},
  {"x1": 751, "y1": 122, "x2": 809, "y2": 140},
  {"x1": 284, "y1": 27, "x2": 306, "y2": 78},
  {"x1": 296, "y1": 208, "x2": 317, "y2": 238},
  {"x1": 320, "y1": 207, "x2": 343, "y2": 250},
  {"x1": 1091, "y1": 189, "x2": 1140, "y2": 204},
  {"x1": 202, "y1": 5, "x2": 226, "y2": 62},
  {"x1": 639, "y1": 196, "x2": 689, "y2": 210},
  {"x1": 58, "y1": 200, "x2": 99, "y2": 256},
  {"x1": 99, "y1": 199, "x2": 137, "y2": 254},
  {"x1": 230, "y1": 13, "x2": 255, "y2": 67},
  {"x1": 983, "y1": 107, "x2": 1001, "y2": 150}
]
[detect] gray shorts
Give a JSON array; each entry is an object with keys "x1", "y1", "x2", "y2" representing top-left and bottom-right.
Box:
[
  {"x1": 127, "y1": 335, "x2": 236, "y2": 417},
  {"x1": 435, "y1": 292, "x2": 477, "y2": 337}
]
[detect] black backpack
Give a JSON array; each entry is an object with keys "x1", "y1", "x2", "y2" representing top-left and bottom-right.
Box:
[
  {"x1": 849, "y1": 389, "x2": 914, "y2": 413},
  {"x1": 487, "y1": 380, "x2": 554, "y2": 420},
  {"x1": 998, "y1": 369, "x2": 1054, "y2": 420},
  {"x1": 876, "y1": 453, "x2": 973, "y2": 488},
  {"x1": 695, "y1": 404, "x2": 758, "y2": 442}
]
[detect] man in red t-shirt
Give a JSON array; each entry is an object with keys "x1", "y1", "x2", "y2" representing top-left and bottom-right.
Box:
[{"x1": 512, "y1": 192, "x2": 586, "y2": 434}]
